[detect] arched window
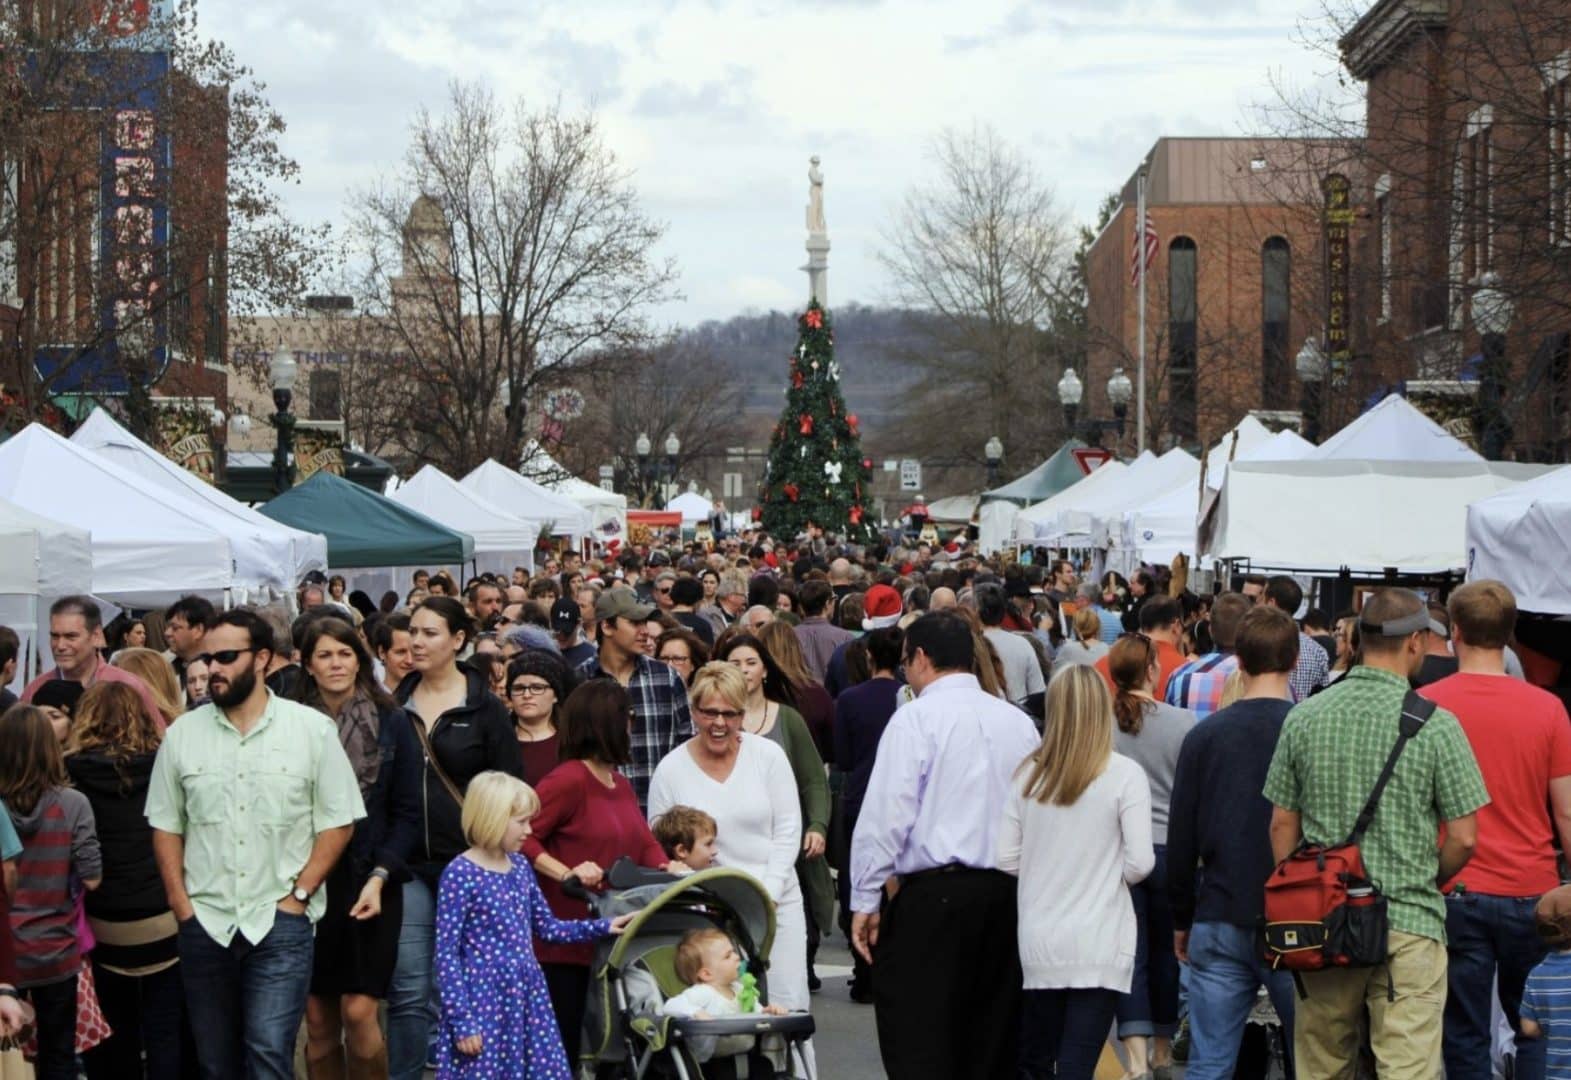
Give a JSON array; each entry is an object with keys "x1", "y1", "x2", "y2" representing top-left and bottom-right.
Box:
[
  {"x1": 1168, "y1": 237, "x2": 1198, "y2": 441},
  {"x1": 1262, "y1": 237, "x2": 1291, "y2": 409}
]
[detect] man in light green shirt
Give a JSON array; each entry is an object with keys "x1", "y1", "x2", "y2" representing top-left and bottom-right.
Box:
[{"x1": 147, "y1": 609, "x2": 363, "y2": 1080}]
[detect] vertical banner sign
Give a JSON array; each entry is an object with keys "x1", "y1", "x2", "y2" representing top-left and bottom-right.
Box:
[{"x1": 1324, "y1": 174, "x2": 1353, "y2": 371}]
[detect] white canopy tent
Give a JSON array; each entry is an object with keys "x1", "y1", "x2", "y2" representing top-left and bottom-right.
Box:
[
  {"x1": 390, "y1": 466, "x2": 540, "y2": 577},
  {"x1": 70, "y1": 408, "x2": 327, "y2": 597},
  {"x1": 1082, "y1": 448, "x2": 1201, "y2": 547},
  {"x1": 1202, "y1": 459, "x2": 1550, "y2": 574},
  {"x1": 667, "y1": 488, "x2": 712, "y2": 525},
  {"x1": 0, "y1": 424, "x2": 236, "y2": 606},
  {"x1": 461, "y1": 459, "x2": 594, "y2": 541},
  {"x1": 925, "y1": 495, "x2": 980, "y2": 523},
  {"x1": 0, "y1": 498, "x2": 93, "y2": 690},
  {"x1": 521, "y1": 442, "x2": 626, "y2": 547},
  {"x1": 1308, "y1": 394, "x2": 1484, "y2": 463},
  {"x1": 1465, "y1": 465, "x2": 1571, "y2": 614},
  {"x1": 1014, "y1": 457, "x2": 1136, "y2": 543}
]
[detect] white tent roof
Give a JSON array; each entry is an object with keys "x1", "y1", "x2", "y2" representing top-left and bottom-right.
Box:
[
  {"x1": 925, "y1": 494, "x2": 980, "y2": 523},
  {"x1": 390, "y1": 466, "x2": 540, "y2": 555},
  {"x1": 1466, "y1": 465, "x2": 1571, "y2": 613},
  {"x1": 0, "y1": 497, "x2": 92, "y2": 599},
  {"x1": 461, "y1": 459, "x2": 594, "y2": 539},
  {"x1": 1203, "y1": 459, "x2": 1549, "y2": 574},
  {"x1": 521, "y1": 441, "x2": 626, "y2": 545},
  {"x1": 0, "y1": 424, "x2": 236, "y2": 605},
  {"x1": 667, "y1": 489, "x2": 712, "y2": 525},
  {"x1": 1015, "y1": 457, "x2": 1135, "y2": 541},
  {"x1": 1309, "y1": 394, "x2": 1484, "y2": 463},
  {"x1": 71, "y1": 408, "x2": 327, "y2": 593},
  {"x1": 1082, "y1": 448, "x2": 1201, "y2": 545}
]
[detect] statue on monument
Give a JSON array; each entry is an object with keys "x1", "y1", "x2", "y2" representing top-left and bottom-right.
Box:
[{"x1": 806, "y1": 155, "x2": 826, "y2": 234}]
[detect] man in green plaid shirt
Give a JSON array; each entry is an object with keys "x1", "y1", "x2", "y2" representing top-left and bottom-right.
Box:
[{"x1": 1264, "y1": 588, "x2": 1488, "y2": 1080}]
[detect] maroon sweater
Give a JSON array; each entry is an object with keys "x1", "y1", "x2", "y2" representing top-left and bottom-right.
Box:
[
  {"x1": 9, "y1": 788, "x2": 100, "y2": 987},
  {"x1": 521, "y1": 761, "x2": 666, "y2": 966}
]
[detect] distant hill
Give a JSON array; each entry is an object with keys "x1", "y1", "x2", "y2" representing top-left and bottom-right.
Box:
[{"x1": 676, "y1": 303, "x2": 930, "y2": 449}]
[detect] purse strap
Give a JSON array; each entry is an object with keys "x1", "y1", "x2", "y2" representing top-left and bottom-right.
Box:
[
  {"x1": 1346, "y1": 689, "x2": 1437, "y2": 846},
  {"x1": 409, "y1": 712, "x2": 465, "y2": 808}
]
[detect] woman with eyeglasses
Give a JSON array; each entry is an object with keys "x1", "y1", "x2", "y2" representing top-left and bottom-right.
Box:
[
  {"x1": 386, "y1": 596, "x2": 522, "y2": 1080},
  {"x1": 294, "y1": 617, "x2": 422, "y2": 1080},
  {"x1": 654, "y1": 628, "x2": 709, "y2": 689},
  {"x1": 1107, "y1": 633, "x2": 1197, "y2": 1080},
  {"x1": 506, "y1": 651, "x2": 574, "y2": 787},
  {"x1": 522, "y1": 680, "x2": 671, "y2": 1066},
  {"x1": 648, "y1": 663, "x2": 814, "y2": 1071}
]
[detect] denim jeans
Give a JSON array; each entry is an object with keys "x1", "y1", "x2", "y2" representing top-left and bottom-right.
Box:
[
  {"x1": 1019, "y1": 987, "x2": 1119, "y2": 1080},
  {"x1": 25, "y1": 975, "x2": 78, "y2": 1080},
  {"x1": 1184, "y1": 921, "x2": 1297, "y2": 1080},
  {"x1": 1116, "y1": 844, "x2": 1180, "y2": 1039},
  {"x1": 81, "y1": 960, "x2": 187, "y2": 1079},
  {"x1": 386, "y1": 877, "x2": 437, "y2": 1080},
  {"x1": 1444, "y1": 892, "x2": 1547, "y2": 1080},
  {"x1": 177, "y1": 911, "x2": 314, "y2": 1080}
]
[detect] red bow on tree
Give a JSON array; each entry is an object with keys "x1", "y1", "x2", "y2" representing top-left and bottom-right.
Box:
[
  {"x1": 783, "y1": 483, "x2": 800, "y2": 502},
  {"x1": 799, "y1": 415, "x2": 814, "y2": 436},
  {"x1": 847, "y1": 413, "x2": 859, "y2": 436},
  {"x1": 849, "y1": 505, "x2": 863, "y2": 525},
  {"x1": 791, "y1": 367, "x2": 804, "y2": 389},
  {"x1": 804, "y1": 308, "x2": 824, "y2": 330}
]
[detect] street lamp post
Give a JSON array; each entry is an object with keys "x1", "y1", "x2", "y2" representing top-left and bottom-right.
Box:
[
  {"x1": 984, "y1": 435, "x2": 1003, "y2": 489},
  {"x1": 1057, "y1": 368, "x2": 1083, "y2": 435},
  {"x1": 1106, "y1": 368, "x2": 1133, "y2": 439},
  {"x1": 269, "y1": 343, "x2": 298, "y2": 494},
  {"x1": 666, "y1": 433, "x2": 684, "y2": 509},
  {"x1": 635, "y1": 432, "x2": 653, "y2": 508},
  {"x1": 1472, "y1": 272, "x2": 1515, "y2": 459},
  {"x1": 1296, "y1": 338, "x2": 1326, "y2": 443}
]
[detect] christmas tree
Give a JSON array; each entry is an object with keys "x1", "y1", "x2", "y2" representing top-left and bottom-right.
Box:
[{"x1": 759, "y1": 300, "x2": 873, "y2": 540}]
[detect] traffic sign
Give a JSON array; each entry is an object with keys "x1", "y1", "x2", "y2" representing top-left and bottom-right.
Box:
[{"x1": 1071, "y1": 448, "x2": 1114, "y2": 475}]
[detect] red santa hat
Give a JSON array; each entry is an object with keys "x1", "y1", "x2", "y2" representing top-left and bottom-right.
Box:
[{"x1": 861, "y1": 584, "x2": 904, "y2": 630}]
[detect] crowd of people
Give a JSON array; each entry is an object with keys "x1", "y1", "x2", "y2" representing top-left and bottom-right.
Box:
[{"x1": 0, "y1": 529, "x2": 1564, "y2": 1080}]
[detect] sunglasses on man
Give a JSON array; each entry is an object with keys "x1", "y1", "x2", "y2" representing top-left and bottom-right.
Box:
[{"x1": 195, "y1": 648, "x2": 256, "y2": 666}]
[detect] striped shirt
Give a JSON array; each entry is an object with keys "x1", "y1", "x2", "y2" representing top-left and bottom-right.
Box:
[
  {"x1": 1522, "y1": 951, "x2": 1571, "y2": 1075},
  {"x1": 9, "y1": 787, "x2": 101, "y2": 987},
  {"x1": 576, "y1": 652, "x2": 695, "y2": 812},
  {"x1": 1165, "y1": 652, "x2": 1241, "y2": 721}
]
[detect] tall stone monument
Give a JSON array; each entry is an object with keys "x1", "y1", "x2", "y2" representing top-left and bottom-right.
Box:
[{"x1": 801, "y1": 155, "x2": 830, "y2": 306}]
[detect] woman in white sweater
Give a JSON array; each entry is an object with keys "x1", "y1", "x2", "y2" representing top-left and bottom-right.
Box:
[
  {"x1": 647, "y1": 662, "x2": 813, "y2": 1072},
  {"x1": 997, "y1": 665, "x2": 1154, "y2": 1080}
]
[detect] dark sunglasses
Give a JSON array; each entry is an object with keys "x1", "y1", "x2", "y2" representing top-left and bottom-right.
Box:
[{"x1": 196, "y1": 648, "x2": 255, "y2": 666}]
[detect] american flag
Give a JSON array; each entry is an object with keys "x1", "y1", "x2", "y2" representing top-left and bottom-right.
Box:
[{"x1": 1129, "y1": 211, "x2": 1158, "y2": 286}]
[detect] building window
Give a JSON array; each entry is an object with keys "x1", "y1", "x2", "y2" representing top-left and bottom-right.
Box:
[
  {"x1": 1546, "y1": 57, "x2": 1571, "y2": 246},
  {"x1": 1261, "y1": 238, "x2": 1291, "y2": 410},
  {"x1": 1168, "y1": 236, "x2": 1198, "y2": 441},
  {"x1": 1450, "y1": 106, "x2": 1493, "y2": 327},
  {"x1": 308, "y1": 368, "x2": 342, "y2": 421},
  {"x1": 1375, "y1": 174, "x2": 1392, "y2": 324}
]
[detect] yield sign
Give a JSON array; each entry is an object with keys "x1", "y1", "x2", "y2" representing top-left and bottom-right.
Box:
[{"x1": 1071, "y1": 448, "x2": 1114, "y2": 475}]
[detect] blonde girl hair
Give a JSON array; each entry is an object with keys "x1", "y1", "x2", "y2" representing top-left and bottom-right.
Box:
[
  {"x1": 1018, "y1": 665, "x2": 1114, "y2": 806},
  {"x1": 460, "y1": 771, "x2": 541, "y2": 851},
  {"x1": 112, "y1": 647, "x2": 184, "y2": 725},
  {"x1": 1071, "y1": 607, "x2": 1102, "y2": 645},
  {"x1": 688, "y1": 662, "x2": 748, "y2": 714}
]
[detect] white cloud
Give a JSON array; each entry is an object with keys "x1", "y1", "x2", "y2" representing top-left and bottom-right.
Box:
[{"x1": 202, "y1": 0, "x2": 1337, "y2": 323}]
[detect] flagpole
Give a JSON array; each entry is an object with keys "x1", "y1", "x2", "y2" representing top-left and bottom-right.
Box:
[{"x1": 1136, "y1": 163, "x2": 1149, "y2": 456}]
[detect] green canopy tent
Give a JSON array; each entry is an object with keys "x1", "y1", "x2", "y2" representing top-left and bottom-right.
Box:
[
  {"x1": 259, "y1": 472, "x2": 474, "y2": 568},
  {"x1": 983, "y1": 439, "x2": 1093, "y2": 504}
]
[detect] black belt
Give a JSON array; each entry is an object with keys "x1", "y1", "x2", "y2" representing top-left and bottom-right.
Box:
[{"x1": 902, "y1": 863, "x2": 1001, "y2": 883}]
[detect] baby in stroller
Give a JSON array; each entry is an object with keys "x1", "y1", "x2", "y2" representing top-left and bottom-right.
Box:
[{"x1": 570, "y1": 860, "x2": 815, "y2": 1079}]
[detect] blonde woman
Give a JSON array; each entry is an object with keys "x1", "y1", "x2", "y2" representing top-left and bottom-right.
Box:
[
  {"x1": 997, "y1": 666, "x2": 1155, "y2": 1080},
  {"x1": 1051, "y1": 608, "x2": 1111, "y2": 679},
  {"x1": 111, "y1": 647, "x2": 184, "y2": 725}
]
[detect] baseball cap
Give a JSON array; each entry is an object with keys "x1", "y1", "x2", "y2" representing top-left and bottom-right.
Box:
[
  {"x1": 550, "y1": 597, "x2": 581, "y2": 634},
  {"x1": 595, "y1": 590, "x2": 655, "y2": 624}
]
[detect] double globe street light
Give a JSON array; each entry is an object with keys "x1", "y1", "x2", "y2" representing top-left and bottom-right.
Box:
[
  {"x1": 269, "y1": 342, "x2": 299, "y2": 494},
  {"x1": 1057, "y1": 366, "x2": 1134, "y2": 448},
  {"x1": 635, "y1": 431, "x2": 682, "y2": 508}
]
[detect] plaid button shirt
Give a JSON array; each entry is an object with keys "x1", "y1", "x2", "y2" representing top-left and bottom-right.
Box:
[
  {"x1": 1164, "y1": 652, "x2": 1241, "y2": 721},
  {"x1": 576, "y1": 652, "x2": 695, "y2": 811},
  {"x1": 1290, "y1": 631, "x2": 1330, "y2": 701},
  {"x1": 1263, "y1": 666, "x2": 1489, "y2": 943}
]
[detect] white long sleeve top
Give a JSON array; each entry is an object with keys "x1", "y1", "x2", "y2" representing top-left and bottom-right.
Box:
[
  {"x1": 648, "y1": 735, "x2": 802, "y2": 902},
  {"x1": 996, "y1": 752, "x2": 1155, "y2": 991}
]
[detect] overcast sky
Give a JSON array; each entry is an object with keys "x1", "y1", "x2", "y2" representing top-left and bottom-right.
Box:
[{"x1": 203, "y1": 0, "x2": 1345, "y2": 327}]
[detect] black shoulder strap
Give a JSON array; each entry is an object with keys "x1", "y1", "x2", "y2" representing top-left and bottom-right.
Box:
[{"x1": 1347, "y1": 690, "x2": 1437, "y2": 846}]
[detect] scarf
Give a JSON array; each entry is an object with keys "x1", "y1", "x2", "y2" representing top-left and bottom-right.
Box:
[{"x1": 336, "y1": 691, "x2": 382, "y2": 798}]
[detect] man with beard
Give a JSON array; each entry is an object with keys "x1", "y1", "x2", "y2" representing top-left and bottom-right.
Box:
[{"x1": 146, "y1": 609, "x2": 364, "y2": 1079}]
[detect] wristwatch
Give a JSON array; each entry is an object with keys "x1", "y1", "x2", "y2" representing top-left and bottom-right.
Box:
[
  {"x1": 0, "y1": 987, "x2": 18, "y2": 1000},
  {"x1": 291, "y1": 883, "x2": 312, "y2": 904}
]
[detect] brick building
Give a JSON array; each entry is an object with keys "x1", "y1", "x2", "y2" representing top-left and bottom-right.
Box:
[
  {"x1": 1341, "y1": 0, "x2": 1571, "y2": 460},
  {"x1": 1084, "y1": 137, "x2": 1361, "y2": 451}
]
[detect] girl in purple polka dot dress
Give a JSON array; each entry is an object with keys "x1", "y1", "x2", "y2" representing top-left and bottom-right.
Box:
[{"x1": 435, "y1": 772, "x2": 633, "y2": 1079}]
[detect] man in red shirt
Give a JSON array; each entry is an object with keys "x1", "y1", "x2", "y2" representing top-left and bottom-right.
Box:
[
  {"x1": 1420, "y1": 579, "x2": 1571, "y2": 1080},
  {"x1": 22, "y1": 595, "x2": 166, "y2": 730},
  {"x1": 1095, "y1": 594, "x2": 1186, "y2": 701}
]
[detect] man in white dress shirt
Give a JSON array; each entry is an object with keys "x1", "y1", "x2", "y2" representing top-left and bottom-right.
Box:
[{"x1": 849, "y1": 611, "x2": 1041, "y2": 1079}]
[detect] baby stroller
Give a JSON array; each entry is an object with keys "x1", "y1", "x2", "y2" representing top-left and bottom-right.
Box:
[{"x1": 566, "y1": 860, "x2": 816, "y2": 1079}]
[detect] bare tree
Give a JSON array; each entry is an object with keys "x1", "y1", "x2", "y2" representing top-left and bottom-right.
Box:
[
  {"x1": 878, "y1": 124, "x2": 1077, "y2": 467},
  {"x1": 348, "y1": 83, "x2": 680, "y2": 475}
]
